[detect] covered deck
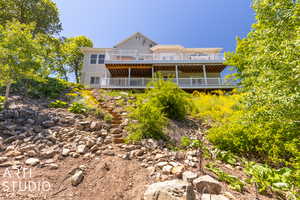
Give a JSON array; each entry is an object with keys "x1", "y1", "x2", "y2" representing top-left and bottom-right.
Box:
[{"x1": 87, "y1": 63, "x2": 237, "y2": 89}]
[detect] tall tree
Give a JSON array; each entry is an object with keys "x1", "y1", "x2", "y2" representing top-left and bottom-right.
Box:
[
  {"x1": 226, "y1": 0, "x2": 300, "y2": 122},
  {"x1": 0, "y1": 21, "x2": 45, "y2": 108},
  {"x1": 225, "y1": 0, "x2": 300, "y2": 164},
  {"x1": 62, "y1": 36, "x2": 93, "y2": 83},
  {"x1": 0, "y1": 0, "x2": 62, "y2": 35}
]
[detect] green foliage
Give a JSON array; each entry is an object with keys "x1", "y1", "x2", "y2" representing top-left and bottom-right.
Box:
[
  {"x1": 216, "y1": 151, "x2": 237, "y2": 166},
  {"x1": 61, "y1": 36, "x2": 93, "y2": 83},
  {"x1": 126, "y1": 77, "x2": 191, "y2": 142},
  {"x1": 244, "y1": 162, "x2": 299, "y2": 198},
  {"x1": 206, "y1": 163, "x2": 245, "y2": 192},
  {"x1": 180, "y1": 136, "x2": 203, "y2": 149},
  {"x1": 68, "y1": 102, "x2": 88, "y2": 114},
  {"x1": 219, "y1": 0, "x2": 300, "y2": 166},
  {"x1": 15, "y1": 77, "x2": 82, "y2": 99},
  {"x1": 207, "y1": 116, "x2": 300, "y2": 166},
  {"x1": 146, "y1": 75, "x2": 192, "y2": 120},
  {"x1": 104, "y1": 113, "x2": 113, "y2": 123},
  {"x1": 0, "y1": 21, "x2": 46, "y2": 103},
  {"x1": 0, "y1": 96, "x2": 4, "y2": 111},
  {"x1": 126, "y1": 102, "x2": 168, "y2": 142},
  {"x1": 0, "y1": 0, "x2": 62, "y2": 34},
  {"x1": 191, "y1": 90, "x2": 243, "y2": 124},
  {"x1": 48, "y1": 100, "x2": 68, "y2": 108}
]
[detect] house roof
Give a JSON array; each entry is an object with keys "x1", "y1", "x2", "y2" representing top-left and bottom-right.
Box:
[{"x1": 114, "y1": 32, "x2": 158, "y2": 48}]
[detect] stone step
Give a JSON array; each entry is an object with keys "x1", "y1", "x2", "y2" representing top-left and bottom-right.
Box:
[{"x1": 112, "y1": 137, "x2": 125, "y2": 144}]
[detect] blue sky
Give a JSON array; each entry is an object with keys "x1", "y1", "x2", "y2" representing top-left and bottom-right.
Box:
[{"x1": 53, "y1": 0, "x2": 255, "y2": 77}]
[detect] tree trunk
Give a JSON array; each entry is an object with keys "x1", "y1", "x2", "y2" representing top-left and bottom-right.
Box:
[
  {"x1": 4, "y1": 82, "x2": 12, "y2": 109},
  {"x1": 75, "y1": 69, "x2": 79, "y2": 84}
]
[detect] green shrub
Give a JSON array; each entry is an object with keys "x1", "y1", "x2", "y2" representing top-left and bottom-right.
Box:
[
  {"x1": 146, "y1": 76, "x2": 192, "y2": 120},
  {"x1": 5, "y1": 78, "x2": 83, "y2": 99},
  {"x1": 191, "y1": 90, "x2": 243, "y2": 124},
  {"x1": 244, "y1": 162, "x2": 299, "y2": 198},
  {"x1": 104, "y1": 113, "x2": 113, "y2": 122},
  {"x1": 216, "y1": 151, "x2": 237, "y2": 166},
  {"x1": 207, "y1": 119, "x2": 299, "y2": 166},
  {"x1": 68, "y1": 102, "x2": 88, "y2": 114},
  {"x1": 48, "y1": 100, "x2": 68, "y2": 108},
  {"x1": 180, "y1": 136, "x2": 203, "y2": 149},
  {"x1": 206, "y1": 163, "x2": 245, "y2": 192},
  {"x1": 0, "y1": 96, "x2": 5, "y2": 111},
  {"x1": 126, "y1": 102, "x2": 168, "y2": 142}
]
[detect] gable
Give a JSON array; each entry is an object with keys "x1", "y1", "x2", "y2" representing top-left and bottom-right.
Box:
[{"x1": 114, "y1": 32, "x2": 157, "y2": 53}]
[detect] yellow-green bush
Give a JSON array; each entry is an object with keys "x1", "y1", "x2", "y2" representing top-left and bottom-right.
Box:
[
  {"x1": 0, "y1": 96, "x2": 5, "y2": 111},
  {"x1": 191, "y1": 90, "x2": 243, "y2": 124},
  {"x1": 191, "y1": 90, "x2": 299, "y2": 167},
  {"x1": 126, "y1": 102, "x2": 168, "y2": 142},
  {"x1": 146, "y1": 77, "x2": 192, "y2": 120},
  {"x1": 48, "y1": 100, "x2": 68, "y2": 108}
]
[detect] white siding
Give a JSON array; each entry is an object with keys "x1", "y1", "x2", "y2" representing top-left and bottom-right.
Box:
[{"x1": 115, "y1": 34, "x2": 155, "y2": 53}]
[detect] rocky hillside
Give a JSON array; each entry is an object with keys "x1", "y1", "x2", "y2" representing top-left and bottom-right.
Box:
[{"x1": 0, "y1": 91, "x2": 281, "y2": 200}]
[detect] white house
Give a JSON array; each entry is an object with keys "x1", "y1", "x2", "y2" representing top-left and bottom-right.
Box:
[{"x1": 80, "y1": 32, "x2": 236, "y2": 90}]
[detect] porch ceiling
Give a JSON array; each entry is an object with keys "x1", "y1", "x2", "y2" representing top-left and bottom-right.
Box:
[{"x1": 106, "y1": 64, "x2": 226, "y2": 77}]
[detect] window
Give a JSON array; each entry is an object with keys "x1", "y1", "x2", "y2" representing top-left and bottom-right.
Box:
[
  {"x1": 90, "y1": 77, "x2": 100, "y2": 84},
  {"x1": 90, "y1": 54, "x2": 97, "y2": 64},
  {"x1": 143, "y1": 39, "x2": 146, "y2": 46},
  {"x1": 98, "y1": 54, "x2": 105, "y2": 64}
]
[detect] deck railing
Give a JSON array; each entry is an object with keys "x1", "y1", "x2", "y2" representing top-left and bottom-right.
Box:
[
  {"x1": 88, "y1": 77, "x2": 237, "y2": 89},
  {"x1": 105, "y1": 50, "x2": 224, "y2": 62}
]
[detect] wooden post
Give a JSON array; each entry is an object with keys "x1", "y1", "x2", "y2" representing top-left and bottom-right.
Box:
[
  {"x1": 128, "y1": 68, "x2": 131, "y2": 86},
  {"x1": 175, "y1": 65, "x2": 179, "y2": 85},
  {"x1": 202, "y1": 65, "x2": 207, "y2": 85},
  {"x1": 152, "y1": 67, "x2": 154, "y2": 78}
]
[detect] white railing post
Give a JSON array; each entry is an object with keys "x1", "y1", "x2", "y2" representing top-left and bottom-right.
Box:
[{"x1": 190, "y1": 77, "x2": 192, "y2": 87}]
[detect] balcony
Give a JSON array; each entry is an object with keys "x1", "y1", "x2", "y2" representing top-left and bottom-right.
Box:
[
  {"x1": 104, "y1": 50, "x2": 225, "y2": 64},
  {"x1": 88, "y1": 77, "x2": 237, "y2": 89}
]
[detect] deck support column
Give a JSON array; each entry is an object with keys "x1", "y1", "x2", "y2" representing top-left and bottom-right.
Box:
[
  {"x1": 128, "y1": 68, "x2": 131, "y2": 86},
  {"x1": 175, "y1": 65, "x2": 179, "y2": 85},
  {"x1": 203, "y1": 65, "x2": 207, "y2": 85},
  {"x1": 152, "y1": 67, "x2": 154, "y2": 78},
  {"x1": 104, "y1": 69, "x2": 107, "y2": 87}
]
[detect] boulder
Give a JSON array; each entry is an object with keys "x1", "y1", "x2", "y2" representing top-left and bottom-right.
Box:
[
  {"x1": 76, "y1": 145, "x2": 88, "y2": 154},
  {"x1": 62, "y1": 148, "x2": 70, "y2": 156},
  {"x1": 42, "y1": 120, "x2": 55, "y2": 128},
  {"x1": 90, "y1": 121, "x2": 102, "y2": 131},
  {"x1": 25, "y1": 158, "x2": 40, "y2": 166},
  {"x1": 193, "y1": 175, "x2": 222, "y2": 194},
  {"x1": 0, "y1": 157, "x2": 8, "y2": 163},
  {"x1": 162, "y1": 165, "x2": 173, "y2": 174},
  {"x1": 144, "y1": 179, "x2": 187, "y2": 200},
  {"x1": 171, "y1": 165, "x2": 185, "y2": 178},
  {"x1": 182, "y1": 171, "x2": 198, "y2": 182},
  {"x1": 201, "y1": 194, "x2": 229, "y2": 200},
  {"x1": 71, "y1": 170, "x2": 84, "y2": 186}
]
